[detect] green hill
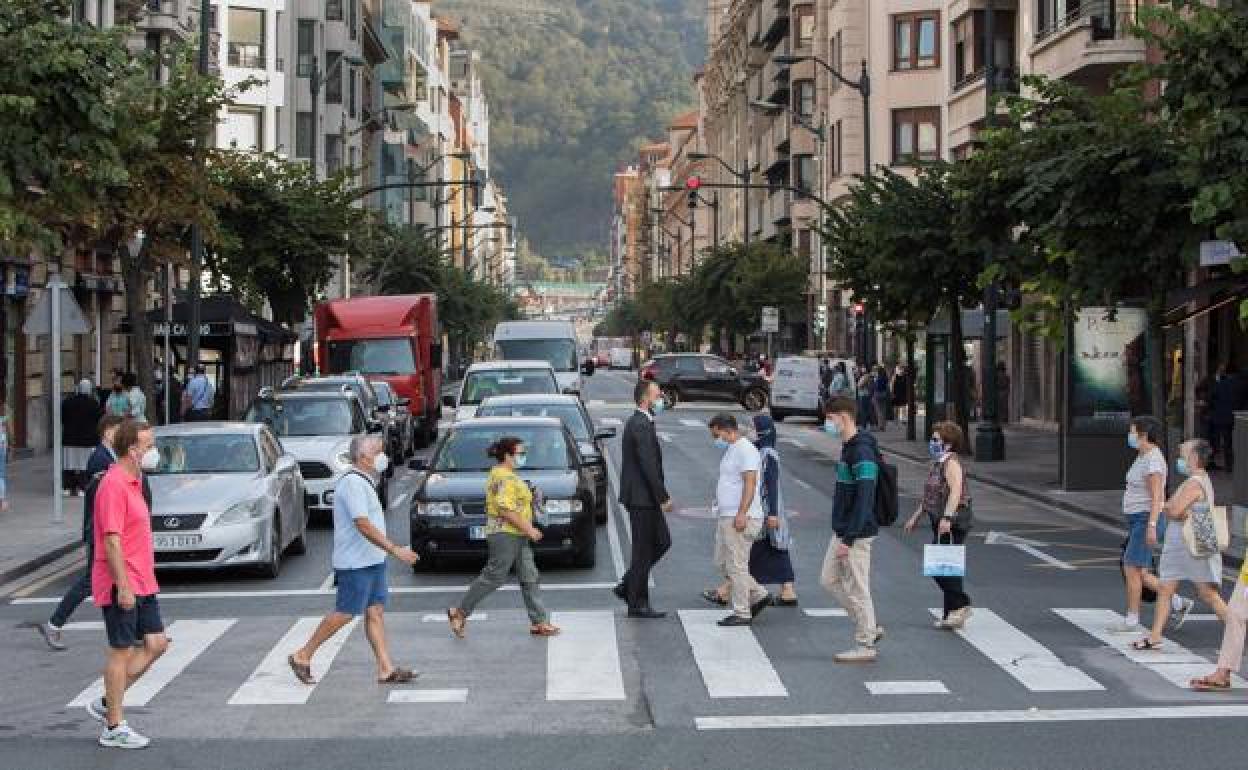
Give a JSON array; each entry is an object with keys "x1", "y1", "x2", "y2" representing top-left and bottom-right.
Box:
[{"x1": 437, "y1": 0, "x2": 705, "y2": 259}]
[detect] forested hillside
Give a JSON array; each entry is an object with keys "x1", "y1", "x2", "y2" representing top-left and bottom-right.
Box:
[{"x1": 438, "y1": 0, "x2": 705, "y2": 259}]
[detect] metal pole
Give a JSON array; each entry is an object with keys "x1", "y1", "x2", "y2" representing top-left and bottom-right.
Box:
[
  {"x1": 742, "y1": 160, "x2": 751, "y2": 246},
  {"x1": 975, "y1": 0, "x2": 1006, "y2": 462},
  {"x1": 859, "y1": 58, "x2": 874, "y2": 366},
  {"x1": 712, "y1": 192, "x2": 720, "y2": 252},
  {"x1": 50, "y1": 272, "x2": 64, "y2": 524},
  {"x1": 164, "y1": 262, "x2": 172, "y2": 425},
  {"x1": 186, "y1": 0, "x2": 212, "y2": 372}
]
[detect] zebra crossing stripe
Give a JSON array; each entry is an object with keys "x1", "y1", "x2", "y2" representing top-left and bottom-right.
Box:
[
  {"x1": 864, "y1": 680, "x2": 950, "y2": 695},
  {"x1": 546, "y1": 611, "x2": 626, "y2": 701},
  {"x1": 932, "y1": 608, "x2": 1104, "y2": 692},
  {"x1": 679, "y1": 610, "x2": 787, "y2": 698},
  {"x1": 679, "y1": 419, "x2": 705, "y2": 428},
  {"x1": 228, "y1": 617, "x2": 359, "y2": 705},
  {"x1": 388, "y1": 689, "x2": 469, "y2": 703},
  {"x1": 69, "y1": 618, "x2": 236, "y2": 708},
  {"x1": 1053, "y1": 608, "x2": 1248, "y2": 690}
]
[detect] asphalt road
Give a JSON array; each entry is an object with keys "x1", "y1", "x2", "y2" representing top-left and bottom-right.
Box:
[{"x1": 2, "y1": 366, "x2": 1246, "y2": 769}]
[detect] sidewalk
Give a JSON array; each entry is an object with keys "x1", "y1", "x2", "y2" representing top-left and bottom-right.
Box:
[{"x1": 0, "y1": 453, "x2": 85, "y2": 584}]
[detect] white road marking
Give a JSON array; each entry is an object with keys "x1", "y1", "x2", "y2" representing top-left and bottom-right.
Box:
[
  {"x1": 864, "y1": 680, "x2": 950, "y2": 695},
  {"x1": 588, "y1": 399, "x2": 606, "y2": 406},
  {"x1": 678, "y1": 610, "x2": 788, "y2": 698},
  {"x1": 600, "y1": 417, "x2": 622, "y2": 427},
  {"x1": 389, "y1": 491, "x2": 411, "y2": 511},
  {"x1": 801, "y1": 608, "x2": 847, "y2": 618},
  {"x1": 69, "y1": 619, "x2": 236, "y2": 708},
  {"x1": 601, "y1": 446, "x2": 627, "y2": 581},
  {"x1": 318, "y1": 573, "x2": 335, "y2": 591},
  {"x1": 779, "y1": 438, "x2": 806, "y2": 449},
  {"x1": 934, "y1": 608, "x2": 1103, "y2": 692},
  {"x1": 59, "y1": 621, "x2": 104, "y2": 631},
  {"x1": 983, "y1": 531, "x2": 1076, "y2": 570},
  {"x1": 388, "y1": 689, "x2": 469, "y2": 703},
  {"x1": 791, "y1": 478, "x2": 814, "y2": 491},
  {"x1": 546, "y1": 611, "x2": 626, "y2": 701},
  {"x1": 679, "y1": 418, "x2": 705, "y2": 429},
  {"x1": 11, "y1": 557, "x2": 86, "y2": 598},
  {"x1": 229, "y1": 617, "x2": 359, "y2": 705},
  {"x1": 695, "y1": 705, "x2": 1248, "y2": 730},
  {"x1": 657, "y1": 432, "x2": 674, "y2": 444},
  {"x1": 13, "y1": 582, "x2": 619, "y2": 603},
  {"x1": 422, "y1": 612, "x2": 487, "y2": 622},
  {"x1": 1054, "y1": 608, "x2": 1247, "y2": 689}
]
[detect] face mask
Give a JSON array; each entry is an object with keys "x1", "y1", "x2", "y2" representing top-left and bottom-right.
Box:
[
  {"x1": 928, "y1": 439, "x2": 945, "y2": 460},
  {"x1": 651, "y1": 399, "x2": 666, "y2": 415},
  {"x1": 1127, "y1": 432, "x2": 1139, "y2": 450},
  {"x1": 713, "y1": 437, "x2": 730, "y2": 450},
  {"x1": 513, "y1": 453, "x2": 528, "y2": 468},
  {"x1": 373, "y1": 453, "x2": 390, "y2": 474},
  {"x1": 1176, "y1": 458, "x2": 1190, "y2": 477},
  {"x1": 139, "y1": 448, "x2": 160, "y2": 472},
  {"x1": 823, "y1": 419, "x2": 842, "y2": 438}
]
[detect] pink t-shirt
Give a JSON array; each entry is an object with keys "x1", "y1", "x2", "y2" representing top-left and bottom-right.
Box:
[{"x1": 92, "y1": 464, "x2": 159, "y2": 607}]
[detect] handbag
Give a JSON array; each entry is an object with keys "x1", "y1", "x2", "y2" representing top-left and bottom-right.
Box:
[
  {"x1": 1181, "y1": 476, "x2": 1226, "y2": 558},
  {"x1": 923, "y1": 533, "x2": 966, "y2": 577},
  {"x1": 759, "y1": 448, "x2": 792, "y2": 551}
]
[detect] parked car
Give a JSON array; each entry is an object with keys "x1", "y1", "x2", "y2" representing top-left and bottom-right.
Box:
[
  {"x1": 148, "y1": 422, "x2": 307, "y2": 579},
  {"x1": 640, "y1": 353, "x2": 770, "y2": 411},
  {"x1": 444, "y1": 360, "x2": 561, "y2": 422},
  {"x1": 409, "y1": 417, "x2": 598, "y2": 568},
  {"x1": 244, "y1": 387, "x2": 387, "y2": 514},
  {"x1": 371, "y1": 380, "x2": 413, "y2": 459},
  {"x1": 281, "y1": 374, "x2": 397, "y2": 472},
  {"x1": 474, "y1": 394, "x2": 616, "y2": 523}
]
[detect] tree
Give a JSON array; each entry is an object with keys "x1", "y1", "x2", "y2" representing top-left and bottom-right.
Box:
[{"x1": 209, "y1": 150, "x2": 362, "y2": 324}]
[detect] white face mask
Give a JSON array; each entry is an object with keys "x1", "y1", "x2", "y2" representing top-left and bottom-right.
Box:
[
  {"x1": 373, "y1": 453, "x2": 390, "y2": 475},
  {"x1": 139, "y1": 447, "x2": 160, "y2": 472}
]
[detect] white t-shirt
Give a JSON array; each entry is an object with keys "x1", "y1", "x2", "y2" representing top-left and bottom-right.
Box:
[
  {"x1": 716, "y1": 438, "x2": 763, "y2": 519},
  {"x1": 332, "y1": 471, "x2": 387, "y2": 570},
  {"x1": 1122, "y1": 447, "x2": 1167, "y2": 514}
]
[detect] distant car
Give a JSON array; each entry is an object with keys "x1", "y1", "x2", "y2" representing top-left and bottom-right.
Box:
[
  {"x1": 409, "y1": 417, "x2": 598, "y2": 568},
  {"x1": 640, "y1": 353, "x2": 770, "y2": 411},
  {"x1": 475, "y1": 394, "x2": 616, "y2": 523},
  {"x1": 371, "y1": 380, "x2": 413, "y2": 458},
  {"x1": 609, "y1": 347, "x2": 633, "y2": 370},
  {"x1": 244, "y1": 388, "x2": 387, "y2": 514},
  {"x1": 148, "y1": 422, "x2": 307, "y2": 579},
  {"x1": 769, "y1": 355, "x2": 828, "y2": 422},
  {"x1": 444, "y1": 360, "x2": 561, "y2": 422},
  {"x1": 282, "y1": 375, "x2": 396, "y2": 470}
]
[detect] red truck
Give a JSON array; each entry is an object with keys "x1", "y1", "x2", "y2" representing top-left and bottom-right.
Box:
[{"x1": 314, "y1": 295, "x2": 442, "y2": 448}]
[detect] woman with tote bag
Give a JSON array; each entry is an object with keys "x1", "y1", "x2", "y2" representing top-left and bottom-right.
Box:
[{"x1": 905, "y1": 421, "x2": 973, "y2": 630}]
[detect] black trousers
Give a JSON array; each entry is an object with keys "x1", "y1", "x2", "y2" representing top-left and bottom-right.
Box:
[
  {"x1": 1210, "y1": 421, "x2": 1234, "y2": 467},
  {"x1": 622, "y1": 505, "x2": 670, "y2": 609},
  {"x1": 930, "y1": 521, "x2": 971, "y2": 617}
]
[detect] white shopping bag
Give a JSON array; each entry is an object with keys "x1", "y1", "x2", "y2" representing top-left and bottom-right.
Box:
[{"x1": 923, "y1": 542, "x2": 966, "y2": 578}]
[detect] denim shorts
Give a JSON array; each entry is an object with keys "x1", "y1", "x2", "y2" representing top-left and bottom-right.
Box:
[
  {"x1": 101, "y1": 591, "x2": 164, "y2": 650},
  {"x1": 1123, "y1": 512, "x2": 1165, "y2": 568},
  {"x1": 334, "y1": 562, "x2": 388, "y2": 615}
]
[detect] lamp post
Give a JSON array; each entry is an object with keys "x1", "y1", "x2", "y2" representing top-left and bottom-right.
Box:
[
  {"x1": 687, "y1": 151, "x2": 752, "y2": 245},
  {"x1": 976, "y1": 0, "x2": 1006, "y2": 462},
  {"x1": 308, "y1": 53, "x2": 365, "y2": 179}
]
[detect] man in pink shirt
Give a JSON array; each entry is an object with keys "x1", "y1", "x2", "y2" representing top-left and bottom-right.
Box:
[{"x1": 87, "y1": 419, "x2": 167, "y2": 749}]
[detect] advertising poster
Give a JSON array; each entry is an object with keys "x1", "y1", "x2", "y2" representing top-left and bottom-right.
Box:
[{"x1": 1069, "y1": 307, "x2": 1151, "y2": 434}]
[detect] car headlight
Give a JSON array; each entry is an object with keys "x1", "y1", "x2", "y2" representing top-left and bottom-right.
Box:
[
  {"x1": 417, "y1": 501, "x2": 455, "y2": 517},
  {"x1": 334, "y1": 451, "x2": 352, "y2": 469},
  {"x1": 542, "y1": 499, "x2": 584, "y2": 515},
  {"x1": 215, "y1": 500, "x2": 263, "y2": 526}
]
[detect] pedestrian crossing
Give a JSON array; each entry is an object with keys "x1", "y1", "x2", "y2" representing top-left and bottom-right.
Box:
[{"x1": 48, "y1": 607, "x2": 1245, "y2": 714}]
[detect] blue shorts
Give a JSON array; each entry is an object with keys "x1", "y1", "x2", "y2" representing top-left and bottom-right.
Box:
[
  {"x1": 334, "y1": 563, "x2": 388, "y2": 615},
  {"x1": 101, "y1": 590, "x2": 164, "y2": 650},
  {"x1": 1123, "y1": 512, "x2": 1165, "y2": 568}
]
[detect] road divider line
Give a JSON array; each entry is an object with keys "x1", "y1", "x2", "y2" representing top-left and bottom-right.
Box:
[
  {"x1": 933, "y1": 608, "x2": 1103, "y2": 692},
  {"x1": 229, "y1": 617, "x2": 359, "y2": 705},
  {"x1": 791, "y1": 478, "x2": 814, "y2": 491},
  {"x1": 695, "y1": 705, "x2": 1248, "y2": 730},
  {"x1": 679, "y1": 610, "x2": 787, "y2": 698},
  {"x1": 388, "y1": 689, "x2": 469, "y2": 703},
  {"x1": 422, "y1": 612, "x2": 486, "y2": 622},
  {"x1": 601, "y1": 446, "x2": 628, "y2": 581},
  {"x1": 318, "y1": 573, "x2": 335, "y2": 592},
  {"x1": 70, "y1": 618, "x2": 236, "y2": 708},
  {"x1": 864, "y1": 680, "x2": 949, "y2": 695},
  {"x1": 547, "y1": 611, "x2": 626, "y2": 701},
  {"x1": 12, "y1": 582, "x2": 620, "y2": 603},
  {"x1": 679, "y1": 418, "x2": 705, "y2": 429},
  {"x1": 801, "y1": 608, "x2": 847, "y2": 618},
  {"x1": 59, "y1": 621, "x2": 104, "y2": 631}
]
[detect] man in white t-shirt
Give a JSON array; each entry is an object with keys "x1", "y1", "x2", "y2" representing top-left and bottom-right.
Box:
[{"x1": 708, "y1": 413, "x2": 770, "y2": 626}]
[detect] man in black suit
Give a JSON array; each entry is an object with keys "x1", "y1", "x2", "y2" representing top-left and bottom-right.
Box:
[{"x1": 615, "y1": 380, "x2": 673, "y2": 618}]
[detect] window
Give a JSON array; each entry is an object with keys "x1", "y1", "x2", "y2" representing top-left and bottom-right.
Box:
[
  {"x1": 893, "y1": 13, "x2": 939, "y2": 70},
  {"x1": 952, "y1": 11, "x2": 1018, "y2": 89},
  {"x1": 793, "y1": 79, "x2": 815, "y2": 119},
  {"x1": 227, "y1": 7, "x2": 265, "y2": 69},
  {"x1": 295, "y1": 112, "x2": 313, "y2": 159},
  {"x1": 296, "y1": 20, "x2": 315, "y2": 76},
  {"x1": 145, "y1": 31, "x2": 162, "y2": 81},
  {"x1": 796, "y1": 229, "x2": 812, "y2": 259},
  {"x1": 223, "y1": 108, "x2": 263, "y2": 150},
  {"x1": 326, "y1": 0, "x2": 343, "y2": 21},
  {"x1": 325, "y1": 51, "x2": 342, "y2": 103},
  {"x1": 794, "y1": 155, "x2": 817, "y2": 195},
  {"x1": 831, "y1": 30, "x2": 843, "y2": 89},
  {"x1": 1037, "y1": 0, "x2": 1083, "y2": 38},
  {"x1": 348, "y1": 71, "x2": 357, "y2": 118},
  {"x1": 833, "y1": 120, "x2": 843, "y2": 177},
  {"x1": 892, "y1": 108, "x2": 941, "y2": 164},
  {"x1": 348, "y1": 0, "x2": 358, "y2": 40},
  {"x1": 795, "y1": 4, "x2": 815, "y2": 49},
  {"x1": 325, "y1": 135, "x2": 343, "y2": 175}
]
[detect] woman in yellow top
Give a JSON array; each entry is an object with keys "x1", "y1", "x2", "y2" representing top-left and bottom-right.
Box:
[{"x1": 447, "y1": 437, "x2": 560, "y2": 638}]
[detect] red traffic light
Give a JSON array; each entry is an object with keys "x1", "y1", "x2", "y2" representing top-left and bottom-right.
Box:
[
  {"x1": 685, "y1": 176, "x2": 701, "y2": 190},
  {"x1": 853, "y1": 303, "x2": 865, "y2": 315}
]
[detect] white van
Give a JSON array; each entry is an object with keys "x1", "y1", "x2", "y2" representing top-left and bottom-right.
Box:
[
  {"x1": 608, "y1": 347, "x2": 633, "y2": 370},
  {"x1": 769, "y1": 356, "x2": 823, "y2": 422},
  {"x1": 493, "y1": 320, "x2": 585, "y2": 395},
  {"x1": 445, "y1": 361, "x2": 560, "y2": 422}
]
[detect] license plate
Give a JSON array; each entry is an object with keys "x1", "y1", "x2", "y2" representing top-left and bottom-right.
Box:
[
  {"x1": 468, "y1": 526, "x2": 487, "y2": 540},
  {"x1": 154, "y1": 535, "x2": 202, "y2": 549}
]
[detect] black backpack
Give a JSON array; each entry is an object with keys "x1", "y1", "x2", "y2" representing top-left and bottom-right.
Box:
[{"x1": 873, "y1": 450, "x2": 899, "y2": 526}]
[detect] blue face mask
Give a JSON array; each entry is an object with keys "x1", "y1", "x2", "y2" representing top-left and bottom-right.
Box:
[
  {"x1": 1176, "y1": 458, "x2": 1190, "y2": 477},
  {"x1": 651, "y1": 399, "x2": 666, "y2": 415},
  {"x1": 928, "y1": 439, "x2": 945, "y2": 460},
  {"x1": 823, "y1": 419, "x2": 841, "y2": 438},
  {"x1": 1127, "y1": 432, "x2": 1139, "y2": 450},
  {"x1": 513, "y1": 453, "x2": 528, "y2": 468},
  {"x1": 713, "y1": 437, "x2": 730, "y2": 450}
]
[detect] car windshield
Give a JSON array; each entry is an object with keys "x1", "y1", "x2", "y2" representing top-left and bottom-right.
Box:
[
  {"x1": 494, "y1": 338, "x2": 578, "y2": 372},
  {"x1": 475, "y1": 403, "x2": 590, "y2": 440},
  {"x1": 460, "y1": 370, "x2": 558, "y2": 405},
  {"x1": 245, "y1": 398, "x2": 358, "y2": 436},
  {"x1": 151, "y1": 434, "x2": 259, "y2": 474},
  {"x1": 372, "y1": 384, "x2": 394, "y2": 406},
  {"x1": 433, "y1": 426, "x2": 571, "y2": 472},
  {"x1": 327, "y1": 338, "x2": 415, "y2": 376},
  {"x1": 294, "y1": 380, "x2": 373, "y2": 407}
]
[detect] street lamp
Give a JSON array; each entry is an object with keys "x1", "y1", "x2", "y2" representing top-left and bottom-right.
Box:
[
  {"x1": 687, "y1": 151, "x2": 753, "y2": 245},
  {"x1": 976, "y1": 0, "x2": 1006, "y2": 462},
  {"x1": 308, "y1": 53, "x2": 366, "y2": 179}
]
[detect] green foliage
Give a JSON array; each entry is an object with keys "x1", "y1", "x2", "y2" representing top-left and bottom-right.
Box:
[
  {"x1": 598, "y1": 298, "x2": 643, "y2": 337},
  {"x1": 209, "y1": 151, "x2": 362, "y2": 324},
  {"x1": 438, "y1": 0, "x2": 704, "y2": 257}
]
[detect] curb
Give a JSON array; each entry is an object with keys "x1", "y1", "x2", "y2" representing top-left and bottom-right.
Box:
[{"x1": 0, "y1": 540, "x2": 82, "y2": 587}]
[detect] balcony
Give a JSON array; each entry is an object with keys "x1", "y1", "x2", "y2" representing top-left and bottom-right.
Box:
[
  {"x1": 758, "y1": 0, "x2": 791, "y2": 52},
  {"x1": 948, "y1": 66, "x2": 1019, "y2": 152},
  {"x1": 139, "y1": 0, "x2": 192, "y2": 42},
  {"x1": 768, "y1": 188, "x2": 792, "y2": 227},
  {"x1": 1029, "y1": 0, "x2": 1146, "y2": 87}
]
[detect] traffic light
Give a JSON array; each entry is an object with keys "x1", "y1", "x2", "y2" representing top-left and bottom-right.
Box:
[
  {"x1": 686, "y1": 175, "x2": 700, "y2": 210},
  {"x1": 814, "y1": 304, "x2": 828, "y2": 331}
]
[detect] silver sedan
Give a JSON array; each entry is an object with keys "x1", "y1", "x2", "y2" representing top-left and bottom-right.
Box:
[{"x1": 148, "y1": 422, "x2": 308, "y2": 578}]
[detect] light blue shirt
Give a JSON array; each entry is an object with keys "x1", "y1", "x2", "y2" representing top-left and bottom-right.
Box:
[
  {"x1": 186, "y1": 374, "x2": 214, "y2": 410},
  {"x1": 331, "y1": 470, "x2": 387, "y2": 570}
]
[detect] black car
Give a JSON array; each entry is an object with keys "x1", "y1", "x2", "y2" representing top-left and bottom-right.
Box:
[
  {"x1": 409, "y1": 417, "x2": 598, "y2": 568},
  {"x1": 640, "y1": 354, "x2": 770, "y2": 411},
  {"x1": 475, "y1": 394, "x2": 616, "y2": 523}
]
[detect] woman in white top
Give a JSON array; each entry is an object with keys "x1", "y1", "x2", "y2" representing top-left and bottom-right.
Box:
[
  {"x1": 1110, "y1": 416, "x2": 1167, "y2": 634},
  {"x1": 1133, "y1": 439, "x2": 1228, "y2": 650}
]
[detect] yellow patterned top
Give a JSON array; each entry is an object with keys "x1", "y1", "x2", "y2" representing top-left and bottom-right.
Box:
[{"x1": 485, "y1": 465, "x2": 532, "y2": 536}]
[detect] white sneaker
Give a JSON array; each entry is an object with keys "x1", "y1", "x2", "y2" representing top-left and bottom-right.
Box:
[
  {"x1": 946, "y1": 606, "x2": 973, "y2": 630},
  {"x1": 98, "y1": 721, "x2": 149, "y2": 749},
  {"x1": 1106, "y1": 620, "x2": 1138, "y2": 634},
  {"x1": 85, "y1": 696, "x2": 107, "y2": 723},
  {"x1": 1169, "y1": 598, "x2": 1195, "y2": 631},
  {"x1": 834, "y1": 645, "x2": 878, "y2": 664}
]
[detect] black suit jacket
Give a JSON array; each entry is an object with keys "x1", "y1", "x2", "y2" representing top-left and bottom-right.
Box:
[{"x1": 618, "y1": 409, "x2": 669, "y2": 510}]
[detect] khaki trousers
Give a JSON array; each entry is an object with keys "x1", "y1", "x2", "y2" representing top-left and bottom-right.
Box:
[
  {"x1": 714, "y1": 517, "x2": 767, "y2": 618},
  {"x1": 820, "y1": 534, "x2": 879, "y2": 646},
  {"x1": 1217, "y1": 576, "x2": 1248, "y2": 671}
]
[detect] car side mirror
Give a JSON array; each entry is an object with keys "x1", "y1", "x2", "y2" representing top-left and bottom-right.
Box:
[
  {"x1": 408, "y1": 457, "x2": 428, "y2": 471},
  {"x1": 442, "y1": 394, "x2": 456, "y2": 408},
  {"x1": 276, "y1": 454, "x2": 297, "y2": 472},
  {"x1": 594, "y1": 427, "x2": 617, "y2": 440}
]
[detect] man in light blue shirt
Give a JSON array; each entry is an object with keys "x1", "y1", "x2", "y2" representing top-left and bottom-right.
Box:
[
  {"x1": 287, "y1": 436, "x2": 419, "y2": 686},
  {"x1": 183, "y1": 365, "x2": 215, "y2": 422}
]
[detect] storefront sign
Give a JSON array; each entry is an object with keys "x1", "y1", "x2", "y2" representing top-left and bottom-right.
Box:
[
  {"x1": 153, "y1": 322, "x2": 216, "y2": 338},
  {"x1": 1069, "y1": 307, "x2": 1150, "y2": 435}
]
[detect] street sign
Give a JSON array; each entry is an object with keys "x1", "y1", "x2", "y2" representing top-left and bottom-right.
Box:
[
  {"x1": 761, "y1": 306, "x2": 779, "y2": 333},
  {"x1": 1200, "y1": 240, "x2": 1242, "y2": 267},
  {"x1": 22, "y1": 282, "x2": 89, "y2": 335}
]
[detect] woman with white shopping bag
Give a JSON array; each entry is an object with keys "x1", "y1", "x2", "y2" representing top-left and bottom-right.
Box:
[
  {"x1": 904, "y1": 421, "x2": 973, "y2": 630},
  {"x1": 1133, "y1": 439, "x2": 1228, "y2": 652}
]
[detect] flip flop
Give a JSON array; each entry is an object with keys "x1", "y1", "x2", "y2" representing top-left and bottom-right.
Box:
[
  {"x1": 1190, "y1": 675, "x2": 1232, "y2": 692},
  {"x1": 1131, "y1": 638, "x2": 1163, "y2": 651},
  {"x1": 288, "y1": 655, "x2": 315, "y2": 685},
  {"x1": 530, "y1": 623, "x2": 561, "y2": 637},
  {"x1": 447, "y1": 608, "x2": 466, "y2": 639},
  {"x1": 701, "y1": 589, "x2": 728, "y2": 606},
  {"x1": 378, "y1": 667, "x2": 417, "y2": 684}
]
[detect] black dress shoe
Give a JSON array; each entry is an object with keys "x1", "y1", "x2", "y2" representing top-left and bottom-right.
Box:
[
  {"x1": 717, "y1": 614, "x2": 752, "y2": 627},
  {"x1": 626, "y1": 607, "x2": 667, "y2": 619},
  {"x1": 750, "y1": 594, "x2": 772, "y2": 618},
  {"x1": 612, "y1": 583, "x2": 627, "y2": 603}
]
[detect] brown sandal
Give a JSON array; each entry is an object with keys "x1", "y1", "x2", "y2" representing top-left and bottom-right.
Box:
[
  {"x1": 288, "y1": 654, "x2": 315, "y2": 685},
  {"x1": 447, "y1": 608, "x2": 466, "y2": 639},
  {"x1": 378, "y1": 667, "x2": 417, "y2": 684},
  {"x1": 529, "y1": 623, "x2": 561, "y2": 637},
  {"x1": 1190, "y1": 675, "x2": 1232, "y2": 692}
]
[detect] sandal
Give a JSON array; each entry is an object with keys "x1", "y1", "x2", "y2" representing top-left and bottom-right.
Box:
[
  {"x1": 378, "y1": 667, "x2": 417, "y2": 684},
  {"x1": 1190, "y1": 675, "x2": 1232, "y2": 692},
  {"x1": 1130, "y1": 638, "x2": 1163, "y2": 651},
  {"x1": 529, "y1": 623, "x2": 561, "y2": 637},
  {"x1": 447, "y1": 608, "x2": 466, "y2": 639},
  {"x1": 701, "y1": 589, "x2": 728, "y2": 607},
  {"x1": 287, "y1": 655, "x2": 315, "y2": 685},
  {"x1": 774, "y1": 596, "x2": 799, "y2": 607}
]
